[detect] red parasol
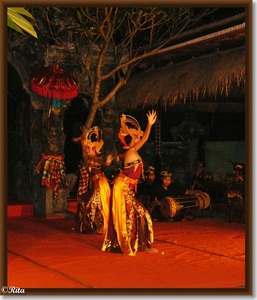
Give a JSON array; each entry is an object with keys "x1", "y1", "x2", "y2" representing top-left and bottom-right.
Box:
[
  {"x1": 30, "y1": 61, "x2": 78, "y2": 118},
  {"x1": 30, "y1": 61, "x2": 78, "y2": 100},
  {"x1": 31, "y1": 62, "x2": 78, "y2": 194}
]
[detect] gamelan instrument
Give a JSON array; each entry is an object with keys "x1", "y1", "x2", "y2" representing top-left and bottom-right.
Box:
[{"x1": 160, "y1": 190, "x2": 210, "y2": 219}]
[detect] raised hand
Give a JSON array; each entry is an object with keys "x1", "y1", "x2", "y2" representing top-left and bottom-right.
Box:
[{"x1": 146, "y1": 110, "x2": 157, "y2": 126}]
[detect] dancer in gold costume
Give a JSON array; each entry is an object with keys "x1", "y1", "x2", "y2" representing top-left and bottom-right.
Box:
[
  {"x1": 75, "y1": 126, "x2": 113, "y2": 234},
  {"x1": 102, "y1": 110, "x2": 158, "y2": 256}
]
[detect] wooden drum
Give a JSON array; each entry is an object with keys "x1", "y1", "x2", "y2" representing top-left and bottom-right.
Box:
[{"x1": 160, "y1": 191, "x2": 210, "y2": 219}]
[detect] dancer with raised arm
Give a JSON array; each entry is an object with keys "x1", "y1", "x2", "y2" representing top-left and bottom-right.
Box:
[{"x1": 102, "y1": 110, "x2": 158, "y2": 256}]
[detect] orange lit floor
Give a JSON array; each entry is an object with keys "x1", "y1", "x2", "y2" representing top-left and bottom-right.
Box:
[{"x1": 6, "y1": 214, "x2": 246, "y2": 295}]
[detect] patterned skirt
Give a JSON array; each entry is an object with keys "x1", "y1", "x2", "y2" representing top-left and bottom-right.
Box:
[
  {"x1": 102, "y1": 172, "x2": 154, "y2": 256},
  {"x1": 77, "y1": 173, "x2": 110, "y2": 234}
]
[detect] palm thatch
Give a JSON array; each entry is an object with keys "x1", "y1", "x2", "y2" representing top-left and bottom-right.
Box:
[{"x1": 116, "y1": 47, "x2": 245, "y2": 111}]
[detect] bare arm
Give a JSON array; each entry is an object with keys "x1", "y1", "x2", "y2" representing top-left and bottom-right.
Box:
[{"x1": 133, "y1": 110, "x2": 157, "y2": 152}]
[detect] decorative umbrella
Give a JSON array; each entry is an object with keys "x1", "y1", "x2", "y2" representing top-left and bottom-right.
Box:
[
  {"x1": 30, "y1": 60, "x2": 78, "y2": 120},
  {"x1": 31, "y1": 61, "x2": 79, "y2": 200}
]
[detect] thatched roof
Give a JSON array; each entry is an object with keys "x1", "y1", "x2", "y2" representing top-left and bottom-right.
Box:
[{"x1": 116, "y1": 47, "x2": 245, "y2": 111}]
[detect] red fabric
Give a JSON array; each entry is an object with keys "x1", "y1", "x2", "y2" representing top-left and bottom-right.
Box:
[
  {"x1": 77, "y1": 165, "x2": 90, "y2": 196},
  {"x1": 35, "y1": 153, "x2": 64, "y2": 174},
  {"x1": 30, "y1": 64, "x2": 78, "y2": 99},
  {"x1": 35, "y1": 154, "x2": 70, "y2": 199},
  {"x1": 123, "y1": 164, "x2": 143, "y2": 180},
  {"x1": 30, "y1": 82, "x2": 78, "y2": 99}
]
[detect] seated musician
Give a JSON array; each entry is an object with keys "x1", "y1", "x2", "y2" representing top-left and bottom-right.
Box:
[
  {"x1": 190, "y1": 161, "x2": 213, "y2": 192},
  {"x1": 150, "y1": 170, "x2": 185, "y2": 222}
]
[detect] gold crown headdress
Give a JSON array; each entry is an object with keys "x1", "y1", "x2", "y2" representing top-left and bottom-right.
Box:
[
  {"x1": 160, "y1": 170, "x2": 172, "y2": 178},
  {"x1": 145, "y1": 166, "x2": 155, "y2": 175},
  {"x1": 83, "y1": 126, "x2": 104, "y2": 154},
  {"x1": 118, "y1": 114, "x2": 144, "y2": 149}
]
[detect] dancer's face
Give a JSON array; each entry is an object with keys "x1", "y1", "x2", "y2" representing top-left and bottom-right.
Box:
[{"x1": 84, "y1": 145, "x2": 96, "y2": 157}]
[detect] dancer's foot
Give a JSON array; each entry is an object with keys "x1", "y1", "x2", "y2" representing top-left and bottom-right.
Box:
[{"x1": 141, "y1": 246, "x2": 158, "y2": 253}]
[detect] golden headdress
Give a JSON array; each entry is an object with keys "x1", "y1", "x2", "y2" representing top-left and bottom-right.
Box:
[
  {"x1": 160, "y1": 170, "x2": 173, "y2": 178},
  {"x1": 118, "y1": 114, "x2": 144, "y2": 149},
  {"x1": 145, "y1": 166, "x2": 155, "y2": 175},
  {"x1": 83, "y1": 126, "x2": 104, "y2": 154}
]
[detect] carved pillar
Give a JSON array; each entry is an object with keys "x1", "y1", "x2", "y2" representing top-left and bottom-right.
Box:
[{"x1": 32, "y1": 96, "x2": 77, "y2": 218}]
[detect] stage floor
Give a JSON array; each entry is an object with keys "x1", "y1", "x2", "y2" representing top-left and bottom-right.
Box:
[{"x1": 6, "y1": 214, "x2": 247, "y2": 296}]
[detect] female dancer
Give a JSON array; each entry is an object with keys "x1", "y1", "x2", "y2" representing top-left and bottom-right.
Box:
[
  {"x1": 75, "y1": 126, "x2": 113, "y2": 235},
  {"x1": 102, "y1": 110, "x2": 158, "y2": 256}
]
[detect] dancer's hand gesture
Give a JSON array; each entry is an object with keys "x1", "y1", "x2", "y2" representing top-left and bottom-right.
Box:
[{"x1": 146, "y1": 110, "x2": 157, "y2": 126}]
